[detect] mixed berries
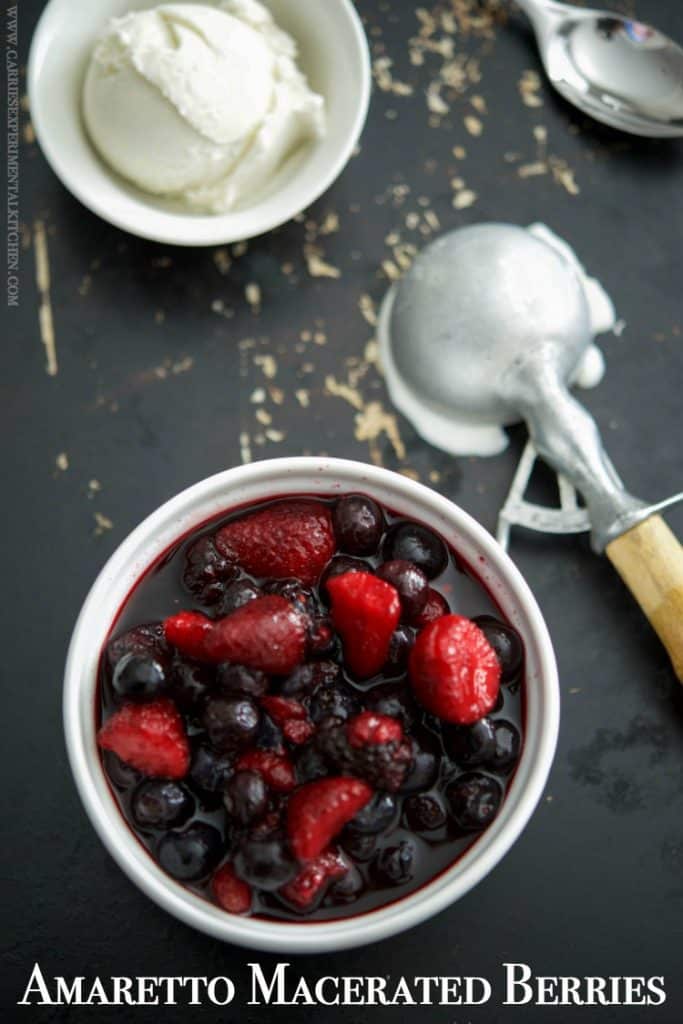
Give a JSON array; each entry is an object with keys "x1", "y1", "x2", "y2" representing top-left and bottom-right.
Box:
[{"x1": 98, "y1": 494, "x2": 524, "y2": 921}]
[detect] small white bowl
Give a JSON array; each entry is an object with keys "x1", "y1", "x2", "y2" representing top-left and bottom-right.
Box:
[
  {"x1": 28, "y1": 0, "x2": 370, "y2": 246},
  {"x1": 64, "y1": 458, "x2": 559, "y2": 952}
]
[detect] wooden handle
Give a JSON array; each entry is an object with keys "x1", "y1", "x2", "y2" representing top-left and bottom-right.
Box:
[{"x1": 606, "y1": 515, "x2": 683, "y2": 682}]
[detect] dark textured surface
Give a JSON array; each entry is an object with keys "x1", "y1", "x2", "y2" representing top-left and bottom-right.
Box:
[{"x1": 2, "y1": 0, "x2": 683, "y2": 1020}]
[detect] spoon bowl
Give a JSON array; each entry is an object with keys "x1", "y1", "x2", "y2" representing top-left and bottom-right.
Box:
[{"x1": 516, "y1": 0, "x2": 683, "y2": 137}]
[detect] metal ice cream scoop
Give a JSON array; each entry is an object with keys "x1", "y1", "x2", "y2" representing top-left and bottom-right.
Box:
[
  {"x1": 380, "y1": 224, "x2": 683, "y2": 679},
  {"x1": 515, "y1": 0, "x2": 683, "y2": 137}
]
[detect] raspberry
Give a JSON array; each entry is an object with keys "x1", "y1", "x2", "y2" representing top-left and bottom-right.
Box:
[
  {"x1": 315, "y1": 715, "x2": 412, "y2": 792},
  {"x1": 236, "y1": 749, "x2": 297, "y2": 793},
  {"x1": 287, "y1": 777, "x2": 373, "y2": 861},
  {"x1": 409, "y1": 615, "x2": 501, "y2": 725},
  {"x1": 215, "y1": 501, "x2": 336, "y2": 586},
  {"x1": 212, "y1": 863, "x2": 253, "y2": 915},
  {"x1": 164, "y1": 596, "x2": 307, "y2": 675},
  {"x1": 97, "y1": 699, "x2": 189, "y2": 779},
  {"x1": 279, "y1": 848, "x2": 349, "y2": 910},
  {"x1": 327, "y1": 572, "x2": 401, "y2": 678},
  {"x1": 347, "y1": 711, "x2": 403, "y2": 748},
  {"x1": 260, "y1": 696, "x2": 314, "y2": 746}
]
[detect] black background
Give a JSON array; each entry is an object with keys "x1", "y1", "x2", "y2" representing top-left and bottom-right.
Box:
[{"x1": 3, "y1": 0, "x2": 683, "y2": 1021}]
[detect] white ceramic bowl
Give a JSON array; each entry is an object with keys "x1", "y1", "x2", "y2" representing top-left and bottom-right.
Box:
[
  {"x1": 64, "y1": 458, "x2": 559, "y2": 952},
  {"x1": 28, "y1": 0, "x2": 370, "y2": 246}
]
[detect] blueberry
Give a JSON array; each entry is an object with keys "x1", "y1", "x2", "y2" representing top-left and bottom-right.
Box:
[
  {"x1": 294, "y1": 744, "x2": 328, "y2": 784},
  {"x1": 329, "y1": 865, "x2": 364, "y2": 904},
  {"x1": 169, "y1": 655, "x2": 213, "y2": 713},
  {"x1": 189, "y1": 744, "x2": 234, "y2": 800},
  {"x1": 219, "y1": 579, "x2": 262, "y2": 615},
  {"x1": 375, "y1": 841, "x2": 415, "y2": 885},
  {"x1": 202, "y1": 697, "x2": 260, "y2": 753},
  {"x1": 320, "y1": 556, "x2": 369, "y2": 602},
  {"x1": 280, "y1": 660, "x2": 340, "y2": 698},
  {"x1": 333, "y1": 495, "x2": 385, "y2": 555},
  {"x1": 399, "y1": 740, "x2": 438, "y2": 794},
  {"x1": 376, "y1": 560, "x2": 429, "y2": 621},
  {"x1": 445, "y1": 718, "x2": 496, "y2": 768},
  {"x1": 384, "y1": 627, "x2": 414, "y2": 675},
  {"x1": 233, "y1": 838, "x2": 298, "y2": 891},
  {"x1": 382, "y1": 522, "x2": 448, "y2": 580},
  {"x1": 103, "y1": 750, "x2": 141, "y2": 790},
  {"x1": 183, "y1": 536, "x2": 238, "y2": 604},
  {"x1": 256, "y1": 714, "x2": 284, "y2": 751},
  {"x1": 309, "y1": 682, "x2": 360, "y2": 724},
  {"x1": 340, "y1": 831, "x2": 377, "y2": 862},
  {"x1": 216, "y1": 663, "x2": 268, "y2": 699},
  {"x1": 488, "y1": 720, "x2": 521, "y2": 772},
  {"x1": 347, "y1": 793, "x2": 397, "y2": 835},
  {"x1": 472, "y1": 616, "x2": 523, "y2": 684},
  {"x1": 157, "y1": 823, "x2": 224, "y2": 881},
  {"x1": 403, "y1": 794, "x2": 446, "y2": 832},
  {"x1": 367, "y1": 681, "x2": 416, "y2": 729},
  {"x1": 112, "y1": 653, "x2": 167, "y2": 701},
  {"x1": 132, "y1": 780, "x2": 194, "y2": 830},
  {"x1": 223, "y1": 771, "x2": 268, "y2": 825},
  {"x1": 446, "y1": 772, "x2": 502, "y2": 830},
  {"x1": 263, "y1": 579, "x2": 317, "y2": 618}
]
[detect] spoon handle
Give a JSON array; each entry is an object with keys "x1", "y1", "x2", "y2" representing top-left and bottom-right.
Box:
[{"x1": 606, "y1": 517, "x2": 683, "y2": 682}]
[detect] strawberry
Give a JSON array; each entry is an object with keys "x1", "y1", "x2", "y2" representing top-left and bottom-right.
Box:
[
  {"x1": 164, "y1": 596, "x2": 307, "y2": 675},
  {"x1": 346, "y1": 711, "x2": 403, "y2": 748},
  {"x1": 236, "y1": 749, "x2": 296, "y2": 793},
  {"x1": 327, "y1": 572, "x2": 401, "y2": 679},
  {"x1": 215, "y1": 500, "x2": 336, "y2": 586},
  {"x1": 287, "y1": 777, "x2": 373, "y2": 861},
  {"x1": 97, "y1": 699, "x2": 189, "y2": 778},
  {"x1": 279, "y1": 848, "x2": 349, "y2": 910},
  {"x1": 212, "y1": 862, "x2": 252, "y2": 915},
  {"x1": 409, "y1": 615, "x2": 501, "y2": 725}
]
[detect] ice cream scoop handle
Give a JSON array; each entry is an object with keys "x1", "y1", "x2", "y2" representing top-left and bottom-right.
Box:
[{"x1": 606, "y1": 515, "x2": 683, "y2": 682}]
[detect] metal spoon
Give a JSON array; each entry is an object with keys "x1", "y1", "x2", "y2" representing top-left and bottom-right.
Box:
[
  {"x1": 515, "y1": 0, "x2": 683, "y2": 137},
  {"x1": 379, "y1": 223, "x2": 683, "y2": 678}
]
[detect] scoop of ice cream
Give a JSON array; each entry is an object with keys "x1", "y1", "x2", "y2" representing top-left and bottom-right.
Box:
[{"x1": 83, "y1": 1, "x2": 325, "y2": 210}]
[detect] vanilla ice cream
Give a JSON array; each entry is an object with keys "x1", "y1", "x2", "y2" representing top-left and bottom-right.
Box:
[{"x1": 83, "y1": 1, "x2": 325, "y2": 212}]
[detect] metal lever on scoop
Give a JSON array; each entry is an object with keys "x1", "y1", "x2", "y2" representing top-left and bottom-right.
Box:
[{"x1": 507, "y1": 353, "x2": 683, "y2": 680}]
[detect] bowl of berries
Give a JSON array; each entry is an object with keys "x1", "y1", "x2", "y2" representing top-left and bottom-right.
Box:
[{"x1": 64, "y1": 457, "x2": 559, "y2": 951}]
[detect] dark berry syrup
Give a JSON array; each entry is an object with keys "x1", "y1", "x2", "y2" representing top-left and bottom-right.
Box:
[{"x1": 98, "y1": 494, "x2": 524, "y2": 922}]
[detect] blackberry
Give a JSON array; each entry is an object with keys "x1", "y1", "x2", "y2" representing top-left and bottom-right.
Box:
[
  {"x1": 315, "y1": 719, "x2": 412, "y2": 792},
  {"x1": 183, "y1": 535, "x2": 238, "y2": 604}
]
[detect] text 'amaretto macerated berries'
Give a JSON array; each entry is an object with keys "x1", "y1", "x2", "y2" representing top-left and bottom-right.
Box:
[
  {"x1": 287, "y1": 777, "x2": 374, "y2": 861},
  {"x1": 327, "y1": 572, "x2": 401, "y2": 678},
  {"x1": 409, "y1": 615, "x2": 501, "y2": 725},
  {"x1": 215, "y1": 500, "x2": 336, "y2": 586},
  {"x1": 163, "y1": 595, "x2": 307, "y2": 675}
]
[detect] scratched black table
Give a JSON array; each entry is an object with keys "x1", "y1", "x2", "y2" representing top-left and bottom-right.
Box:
[{"x1": 3, "y1": 1, "x2": 683, "y2": 1021}]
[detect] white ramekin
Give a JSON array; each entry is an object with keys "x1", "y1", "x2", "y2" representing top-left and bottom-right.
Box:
[
  {"x1": 28, "y1": 0, "x2": 370, "y2": 246},
  {"x1": 64, "y1": 458, "x2": 559, "y2": 952}
]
